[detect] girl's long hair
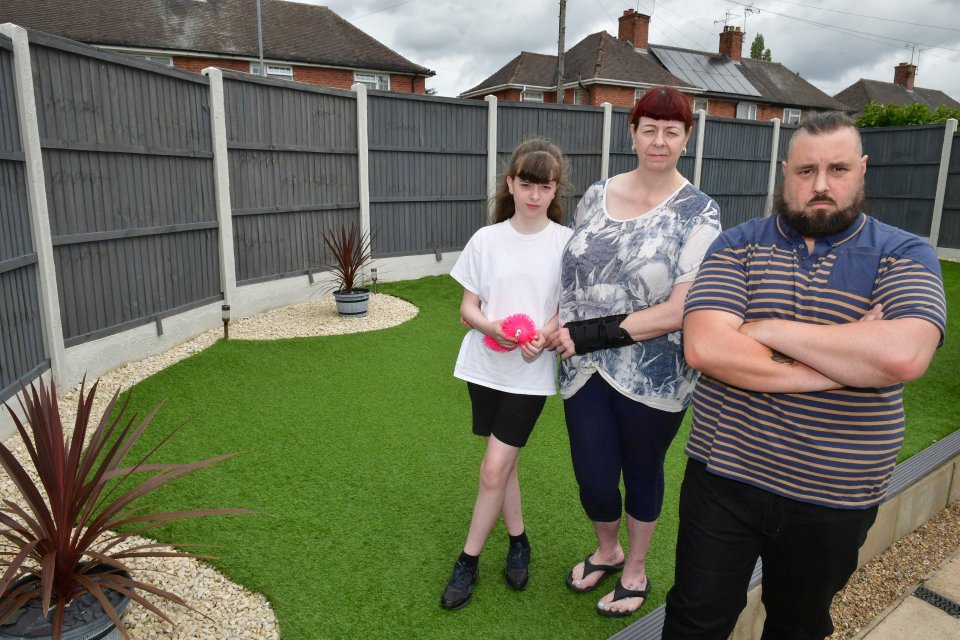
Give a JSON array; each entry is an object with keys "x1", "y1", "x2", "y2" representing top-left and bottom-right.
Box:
[{"x1": 492, "y1": 138, "x2": 569, "y2": 224}]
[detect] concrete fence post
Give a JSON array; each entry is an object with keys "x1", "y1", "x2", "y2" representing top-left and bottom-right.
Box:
[
  {"x1": 202, "y1": 67, "x2": 237, "y2": 309},
  {"x1": 1, "y1": 23, "x2": 65, "y2": 387},
  {"x1": 930, "y1": 118, "x2": 957, "y2": 249},
  {"x1": 601, "y1": 102, "x2": 612, "y2": 180},
  {"x1": 485, "y1": 95, "x2": 498, "y2": 224},
  {"x1": 352, "y1": 83, "x2": 371, "y2": 241},
  {"x1": 765, "y1": 118, "x2": 782, "y2": 217},
  {"x1": 693, "y1": 108, "x2": 706, "y2": 189}
]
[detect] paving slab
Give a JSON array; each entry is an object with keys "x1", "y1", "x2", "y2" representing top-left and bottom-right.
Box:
[
  {"x1": 926, "y1": 554, "x2": 960, "y2": 604},
  {"x1": 858, "y1": 595, "x2": 960, "y2": 639}
]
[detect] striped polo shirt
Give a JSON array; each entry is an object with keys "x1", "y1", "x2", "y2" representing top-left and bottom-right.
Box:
[{"x1": 684, "y1": 212, "x2": 946, "y2": 509}]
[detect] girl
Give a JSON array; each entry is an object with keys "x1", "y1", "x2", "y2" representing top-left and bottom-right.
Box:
[{"x1": 440, "y1": 139, "x2": 573, "y2": 610}]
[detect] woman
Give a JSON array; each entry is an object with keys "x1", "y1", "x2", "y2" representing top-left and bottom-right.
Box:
[{"x1": 545, "y1": 86, "x2": 720, "y2": 617}]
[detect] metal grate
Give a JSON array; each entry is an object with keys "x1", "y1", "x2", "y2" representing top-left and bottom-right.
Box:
[{"x1": 914, "y1": 586, "x2": 960, "y2": 619}]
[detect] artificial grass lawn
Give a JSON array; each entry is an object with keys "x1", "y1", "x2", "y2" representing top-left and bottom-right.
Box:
[{"x1": 116, "y1": 261, "x2": 958, "y2": 640}]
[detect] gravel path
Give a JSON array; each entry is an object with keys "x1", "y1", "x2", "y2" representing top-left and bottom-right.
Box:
[
  {"x1": 2, "y1": 291, "x2": 956, "y2": 638},
  {"x1": 829, "y1": 499, "x2": 960, "y2": 638}
]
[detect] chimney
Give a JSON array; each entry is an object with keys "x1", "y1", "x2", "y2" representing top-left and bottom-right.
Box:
[
  {"x1": 618, "y1": 9, "x2": 650, "y2": 49},
  {"x1": 893, "y1": 62, "x2": 917, "y2": 90},
  {"x1": 718, "y1": 25, "x2": 744, "y2": 62}
]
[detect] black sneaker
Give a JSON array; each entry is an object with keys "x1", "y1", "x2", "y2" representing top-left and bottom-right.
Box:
[
  {"x1": 440, "y1": 559, "x2": 478, "y2": 610},
  {"x1": 504, "y1": 541, "x2": 530, "y2": 590}
]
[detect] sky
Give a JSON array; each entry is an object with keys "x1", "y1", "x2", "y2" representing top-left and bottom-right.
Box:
[{"x1": 302, "y1": 0, "x2": 959, "y2": 102}]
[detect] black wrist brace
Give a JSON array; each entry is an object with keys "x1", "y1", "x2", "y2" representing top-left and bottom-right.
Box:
[{"x1": 565, "y1": 314, "x2": 635, "y2": 355}]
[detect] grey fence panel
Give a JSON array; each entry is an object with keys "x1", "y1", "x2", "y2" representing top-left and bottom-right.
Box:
[
  {"x1": 233, "y1": 206, "x2": 357, "y2": 284},
  {"x1": 699, "y1": 118, "x2": 775, "y2": 229},
  {"x1": 368, "y1": 93, "x2": 487, "y2": 256},
  {"x1": 28, "y1": 31, "x2": 220, "y2": 346},
  {"x1": 223, "y1": 73, "x2": 361, "y2": 282},
  {"x1": 861, "y1": 125, "x2": 944, "y2": 237},
  {"x1": 608, "y1": 108, "x2": 635, "y2": 180},
  {"x1": 55, "y1": 232, "x2": 220, "y2": 344},
  {"x1": 497, "y1": 102, "x2": 604, "y2": 222},
  {"x1": 0, "y1": 34, "x2": 48, "y2": 402},
  {"x1": 938, "y1": 132, "x2": 960, "y2": 250}
]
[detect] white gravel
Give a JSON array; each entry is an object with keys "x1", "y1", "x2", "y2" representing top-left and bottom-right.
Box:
[{"x1": 0, "y1": 294, "x2": 418, "y2": 639}]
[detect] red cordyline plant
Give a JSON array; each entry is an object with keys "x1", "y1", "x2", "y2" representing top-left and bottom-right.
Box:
[
  {"x1": 322, "y1": 222, "x2": 374, "y2": 294},
  {"x1": 0, "y1": 378, "x2": 251, "y2": 639}
]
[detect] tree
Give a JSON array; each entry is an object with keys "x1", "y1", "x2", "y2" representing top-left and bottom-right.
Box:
[
  {"x1": 855, "y1": 101, "x2": 960, "y2": 128},
  {"x1": 750, "y1": 34, "x2": 772, "y2": 61}
]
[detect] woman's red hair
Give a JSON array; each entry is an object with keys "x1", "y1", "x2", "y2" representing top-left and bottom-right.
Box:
[{"x1": 628, "y1": 86, "x2": 693, "y2": 131}]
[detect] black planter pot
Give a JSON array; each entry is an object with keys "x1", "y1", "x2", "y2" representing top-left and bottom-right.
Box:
[{"x1": 0, "y1": 568, "x2": 131, "y2": 640}]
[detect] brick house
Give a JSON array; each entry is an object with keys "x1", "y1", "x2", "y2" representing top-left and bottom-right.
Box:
[
  {"x1": 0, "y1": 0, "x2": 434, "y2": 93},
  {"x1": 461, "y1": 9, "x2": 848, "y2": 122},
  {"x1": 834, "y1": 63, "x2": 960, "y2": 117}
]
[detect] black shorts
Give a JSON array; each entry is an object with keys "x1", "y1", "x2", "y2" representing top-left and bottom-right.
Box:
[{"x1": 467, "y1": 382, "x2": 547, "y2": 448}]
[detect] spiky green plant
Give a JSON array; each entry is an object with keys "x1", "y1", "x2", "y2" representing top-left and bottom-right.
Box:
[{"x1": 0, "y1": 378, "x2": 251, "y2": 639}]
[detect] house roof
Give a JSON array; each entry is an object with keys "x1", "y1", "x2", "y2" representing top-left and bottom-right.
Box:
[
  {"x1": 461, "y1": 28, "x2": 845, "y2": 112},
  {"x1": 0, "y1": 0, "x2": 434, "y2": 76},
  {"x1": 650, "y1": 45, "x2": 760, "y2": 97},
  {"x1": 461, "y1": 31, "x2": 689, "y2": 97},
  {"x1": 737, "y1": 58, "x2": 850, "y2": 111},
  {"x1": 563, "y1": 32, "x2": 689, "y2": 89},
  {"x1": 833, "y1": 79, "x2": 960, "y2": 113},
  {"x1": 462, "y1": 51, "x2": 559, "y2": 93}
]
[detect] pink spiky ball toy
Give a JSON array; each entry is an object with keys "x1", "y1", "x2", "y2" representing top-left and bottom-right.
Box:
[{"x1": 483, "y1": 313, "x2": 538, "y2": 352}]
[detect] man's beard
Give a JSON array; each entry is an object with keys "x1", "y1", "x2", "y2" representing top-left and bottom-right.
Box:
[{"x1": 774, "y1": 188, "x2": 864, "y2": 238}]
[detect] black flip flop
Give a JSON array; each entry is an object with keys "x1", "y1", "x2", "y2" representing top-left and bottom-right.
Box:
[
  {"x1": 565, "y1": 554, "x2": 626, "y2": 593},
  {"x1": 596, "y1": 576, "x2": 651, "y2": 617}
]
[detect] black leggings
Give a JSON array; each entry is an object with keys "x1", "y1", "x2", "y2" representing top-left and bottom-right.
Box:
[{"x1": 564, "y1": 374, "x2": 685, "y2": 522}]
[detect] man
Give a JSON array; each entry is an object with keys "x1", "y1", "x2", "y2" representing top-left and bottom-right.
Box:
[{"x1": 661, "y1": 111, "x2": 947, "y2": 640}]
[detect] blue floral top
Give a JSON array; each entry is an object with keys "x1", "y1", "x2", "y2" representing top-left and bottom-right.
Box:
[{"x1": 559, "y1": 178, "x2": 721, "y2": 411}]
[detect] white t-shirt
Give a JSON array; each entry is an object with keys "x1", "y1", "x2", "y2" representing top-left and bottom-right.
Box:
[{"x1": 451, "y1": 219, "x2": 573, "y2": 395}]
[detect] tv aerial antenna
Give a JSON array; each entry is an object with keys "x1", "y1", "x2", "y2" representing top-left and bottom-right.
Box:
[
  {"x1": 742, "y1": 5, "x2": 759, "y2": 32},
  {"x1": 715, "y1": 5, "x2": 759, "y2": 32},
  {"x1": 905, "y1": 42, "x2": 925, "y2": 67}
]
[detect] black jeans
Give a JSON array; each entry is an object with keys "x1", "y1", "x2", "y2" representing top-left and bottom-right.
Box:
[{"x1": 662, "y1": 459, "x2": 878, "y2": 640}]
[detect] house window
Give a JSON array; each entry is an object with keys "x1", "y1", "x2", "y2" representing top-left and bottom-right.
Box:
[
  {"x1": 129, "y1": 54, "x2": 173, "y2": 67},
  {"x1": 250, "y1": 63, "x2": 293, "y2": 79},
  {"x1": 354, "y1": 72, "x2": 390, "y2": 91},
  {"x1": 523, "y1": 90, "x2": 544, "y2": 103},
  {"x1": 736, "y1": 102, "x2": 758, "y2": 120},
  {"x1": 634, "y1": 88, "x2": 644, "y2": 104},
  {"x1": 783, "y1": 108, "x2": 801, "y2": 124},
  {"x1": 693, "y1": 98, "x2": 708, "y2": 114},
  {"x1": 573, "y1": 89, "x2": 583, "y2": 105}
]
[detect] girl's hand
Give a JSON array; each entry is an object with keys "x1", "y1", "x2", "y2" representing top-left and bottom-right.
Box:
[
  {"x1": 520, "y1": 332, "x2": 545, "y2": 360},
  {"x1": 545, "y1": 327, "x2": 576, "y2": 360},
  {"x1": 486, "y1": 318, "x2": 518, "y2": 350}
]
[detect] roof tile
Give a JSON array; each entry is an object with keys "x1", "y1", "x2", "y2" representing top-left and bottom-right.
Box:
[{"x1": 0, "y1": 0, "x2": 433, "y2": 75}]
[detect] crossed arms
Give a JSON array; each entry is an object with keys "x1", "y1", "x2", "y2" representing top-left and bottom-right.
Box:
[{"x1": 683, "y1": 307, "x2": 942, "y2": 393}]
